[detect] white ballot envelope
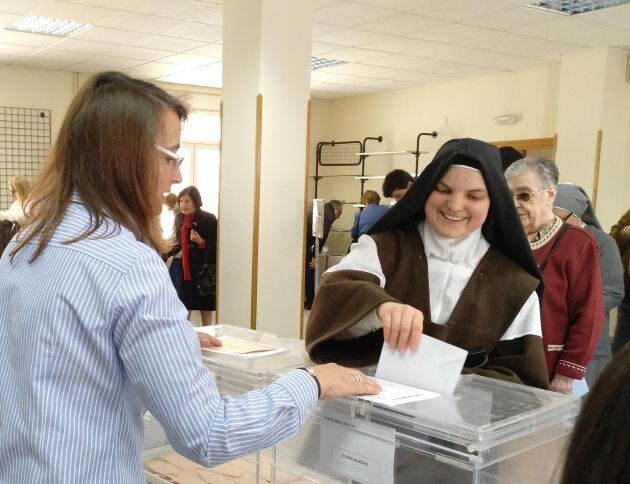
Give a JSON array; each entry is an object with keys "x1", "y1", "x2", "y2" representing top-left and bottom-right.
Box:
[{"x1": 375, "y1": 334, "x2": 468, "y2": 395}]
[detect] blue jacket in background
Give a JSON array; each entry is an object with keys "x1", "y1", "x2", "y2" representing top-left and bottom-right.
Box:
[{"x1": 351, "y1": 203, "x2": 390, "y2": 240}]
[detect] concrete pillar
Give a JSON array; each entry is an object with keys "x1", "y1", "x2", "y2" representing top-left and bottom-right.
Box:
[{"x1": 219, "y1": 0, "x2": 313, "y2": 337}]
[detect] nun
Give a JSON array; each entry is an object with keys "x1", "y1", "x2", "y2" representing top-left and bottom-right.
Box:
[
  {"x1": 305, "y1": 138, "x2": 549, "y2": 389},
  {"x1": 553, "y1": 183, "x2": 624, "y2": 387}
]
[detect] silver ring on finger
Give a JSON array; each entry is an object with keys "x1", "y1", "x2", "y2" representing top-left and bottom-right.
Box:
[{"x1": 354, "y1": 373, "x2": 362, "y2": 384}]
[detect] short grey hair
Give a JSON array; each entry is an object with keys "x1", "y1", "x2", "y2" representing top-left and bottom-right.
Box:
[
  {"x1": 504, "y1": 156, "x2": 559, "y2": 188},
  {"x1": 329, "y1": 200, "x2": 343, "y2": 211}
]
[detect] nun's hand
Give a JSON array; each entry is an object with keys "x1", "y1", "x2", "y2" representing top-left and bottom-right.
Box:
[{"x1": 376, "y1": 302, "x2": 423, "y2": 353}]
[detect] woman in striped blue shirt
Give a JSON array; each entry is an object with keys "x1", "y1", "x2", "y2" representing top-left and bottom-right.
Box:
[{"x1": 0, "y1": 71, "x2": 380, "y2": 484}]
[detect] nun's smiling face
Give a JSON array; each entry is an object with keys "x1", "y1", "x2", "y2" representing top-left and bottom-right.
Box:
[{"x1": 424, "y1": 166, "x2": 490, "y2": 239}]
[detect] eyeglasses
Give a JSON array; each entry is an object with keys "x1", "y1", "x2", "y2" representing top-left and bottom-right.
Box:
[
  {"x1": 511, "y1": 189, "x2": 545, "y2": 203},
  {"x1": 154, "y1": 144, "x2": 185, "y2": 170}
]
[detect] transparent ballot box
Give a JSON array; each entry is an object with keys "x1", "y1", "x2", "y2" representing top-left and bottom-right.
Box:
[
  {"x1": 142, "y1": 324, "x2": 311, "y2": 483},
  {"x1": 267, "y1": 374, "x2": 580, "y2": 484}
]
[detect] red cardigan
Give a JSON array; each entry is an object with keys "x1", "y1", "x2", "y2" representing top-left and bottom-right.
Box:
[{"x1": 534, "y1": 225, "x2": 604, "y2": 380}]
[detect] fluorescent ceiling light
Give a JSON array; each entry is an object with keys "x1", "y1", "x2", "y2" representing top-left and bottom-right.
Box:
[
  {"x1": 7, "y1": 16, "x2": 91, "y2": 37},
  {"x1": 527, "y1": 0, "x2": 630, "y2": 15},
  {"x1": 311, "y1": 57, "x2": 346, "y2": 70}
]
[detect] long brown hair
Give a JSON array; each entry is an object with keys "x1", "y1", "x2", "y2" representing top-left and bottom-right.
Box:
[
  {"x1": 12, "y1": 71, "x2": 188, "y2": 262},
  {"x1": 560, "y1": 344, "x2": 630, "y2": 484},
  {"x1": 9, "y1": 176, "x2": 30, "y2": 204}
]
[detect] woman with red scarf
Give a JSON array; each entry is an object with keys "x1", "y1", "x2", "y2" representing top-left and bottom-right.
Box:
[{"x1": 169, "y1": 185, "x2": 217, "y2": 324}]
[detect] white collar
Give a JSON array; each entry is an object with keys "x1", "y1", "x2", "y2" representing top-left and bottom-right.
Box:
[{"x1": 420, "y1": 221, "x2": 488, "y2": 267}]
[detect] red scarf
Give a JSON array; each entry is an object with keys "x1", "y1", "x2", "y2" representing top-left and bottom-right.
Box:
[{"x1": 181, "y1": 214, "x2": 194, "y2": 281}]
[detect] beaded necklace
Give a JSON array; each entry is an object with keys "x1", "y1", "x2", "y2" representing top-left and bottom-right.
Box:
[{"x1": 529, "y1": 215, "x2": 563, "y2": 250}]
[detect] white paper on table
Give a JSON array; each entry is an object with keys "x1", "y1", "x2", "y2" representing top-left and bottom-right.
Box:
[
  {"x1": 194, "y1": 330, "x2": 289, "y2": 359},
  {"x1": 375, "y1": 334, "x2": 468, "y2": 395},
  {"x1": 359, "y1": 378, "x2": 440, "y2": 407},
  {"x1": 319, "y1": 406, "x2": 395, "y2": 484}
]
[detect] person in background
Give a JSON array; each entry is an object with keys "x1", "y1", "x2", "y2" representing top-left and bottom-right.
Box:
[
  {"x1": 168, "y1": 186, "x2": 217, "y2": 325},
  {"x1": 611, "y1": 209, "x2": 630, "y2": 353},
  {"x1": 498, "y1": 146, "x2": 524, "y2": 172},
  {"x1": 0, "y1": 71, "x2": 379, "y2": 484},
  {"x1": 553, "y1": 184, "x2": 624, "y2": 387},
  {"x1": 161, "y1": 192, "x2": 180, "y2": 242},
  {"x1": 560, "y1": 344, "x2": 630, "y2": 484},
  {"x1": 505, "y1": 157, "x2": 603, "y2": 393},
  {"x1": 0, "y1": 176, "x2": 30, "y2": 226},
  {"x1": 351, "y1": 190, "x2": 389, "y2": 242},
  {"x1": 382, "y1": 169, "x2": 413, "y2": 202},
  {"x1": 304, "y1": 199, "x2": 342, "y2": 310},
  {"x1": 307, "y1": 138, "x2": 549, "y2": 389}
]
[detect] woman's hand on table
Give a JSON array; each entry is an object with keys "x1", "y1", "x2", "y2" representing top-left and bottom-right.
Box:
[
  {"x1": 376, "y1": 302, "x2": 424, "y2": 353},
  {"x1": 196, "y1": 332, "x2": 222, "y2": 348},
  {"x1": 550, "y1": 373, "x2": 574, "y2": 394},
  {"x1": 311, "y1": 364, "x2": 381, "y2": 400}
]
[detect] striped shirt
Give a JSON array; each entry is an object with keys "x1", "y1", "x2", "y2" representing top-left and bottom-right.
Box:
[{"x1": 0, "y1": 197, "x2": 318, "y2": 484}]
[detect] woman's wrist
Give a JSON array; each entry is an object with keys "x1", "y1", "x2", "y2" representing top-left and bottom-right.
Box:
[{"x1": 298, "y1": 367, "x2": 321, "y2": 399}]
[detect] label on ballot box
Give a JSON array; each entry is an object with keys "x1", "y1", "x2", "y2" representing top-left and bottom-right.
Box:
[{"x1": 319, "y1": 406, "x2": 395, "y2": 484}]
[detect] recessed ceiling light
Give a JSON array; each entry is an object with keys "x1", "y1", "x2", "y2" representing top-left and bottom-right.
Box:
[
  {"x1": 527, "y1": 0, "x2": 630, "y2": 15},
  {"x1": 311, "y1": 57, "x2": 346, "y2": 70},
  {"x1": 6, "y1": 16, "x2": 91, "y2": 37}
]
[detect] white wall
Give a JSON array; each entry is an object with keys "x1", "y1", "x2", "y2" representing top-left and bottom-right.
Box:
[
  {"x1": 310, "y1": 64, "x2": 561, "y2": 237},
  {"x1": 0, "y1": 65, "x2": 76, "y2": 142}
]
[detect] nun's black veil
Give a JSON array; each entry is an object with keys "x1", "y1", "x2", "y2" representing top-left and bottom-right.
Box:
[{"x1": 369, "y1": 138, "x2": 541, "y2": 284}]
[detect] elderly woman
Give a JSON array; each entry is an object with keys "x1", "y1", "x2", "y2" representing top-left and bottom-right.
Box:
[
  {"x1": 505, "y1": 158, "x2": 604, "y2": 393},
  {"x1": 306, "y1": 138, "x2": 549, "y2": 389},
  {"x1": 0, "y1": 176, "x2": 30, "y2": 226},
  {"x1": 553, "y1": 184, "x2": 624, "y2": 386}
]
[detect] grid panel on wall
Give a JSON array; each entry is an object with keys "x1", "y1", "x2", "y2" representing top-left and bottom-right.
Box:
[{"x1": 0, "y1": 106, "x2": 51, "y2": 210}]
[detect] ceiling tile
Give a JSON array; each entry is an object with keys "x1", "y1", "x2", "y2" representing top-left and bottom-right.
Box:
[
  {"x1": 70, "y1": 26, "x2": 148, "y2": 45},
  {"x1": 312, "y1": 0, "x2": 343, "y2": 10},
  {"x1": 314, "y1": 2, "x2": 397, "y2": 28},
  {"x1": 360, "y1": 37, "x2": 437, "y2": 55},
  {"x1": 464, "y1": 6, "x2": 559, "y2": 30},
  {"x1": 351, "y1": 0, "x2": 437, "y2": 12},
  {"x1": 47, "y1": 38, "x2": 122, "y2": 55},
  {"x1": 483, "y1": 57, "x2": 554, "y2": 71},
  {"x1": 28, "y1": 1, "x2": 119, "y2": 24},
  {"x1": 124, "y1": 60, "x2": 188, "y2": 76},
  {"x1": 0, "y1": 0, "x2": 47, "y2": 15},
  {"x1": 437, "y1": 64, "x2": 505, "y2": 78},
  {"x1": 580, "y1": 4, "x2": 630, "y2": 30},
  {"x1": 63, "y1": 0, "x2": 143, "y2": 8},
  {"x1": 312, "y1": 41, "x2": 345, "y2": 55},
  {"x1": 410, "y1": 0, "x2": 513, "y2": 22},
  {"x1": 354, "y1": 13, "x2": 449, "y2": 36},
  {"x1": 11, "y1": 57, "x2": 80, "y2": 70},
  {"x1": 100, "y1": 12, "x2": 185, "y2": 34},
  {"x1": 111, "y1": 45, "x2": 172, "y2": 61},
  {"x1": 395, "y1": 72, "x2": 457, "y2": 85},
  {"x1": 310, "y1": 70, "x2": 359, "y2": 83},
  {"x1": 318, "y1": 47, "x2": 384, "y2": 62},
  {"x1": 64, "y1": 54, "x2": 143, "y2": 71},
  {"x1": 159, "y1": 52, "x2": 218, "y2": 67},
  {"x1": 128, "y1": 34, "x2": 204, "y2": 52},
  {"x1": 28, "y1": 48, "x2": 92, "y2": 64},
  {"x1": 195, "y1": 5, "x2": 223, "y2": 26},
  {"x1": 183, "y1": 43, "x2": 222, "y2": 57},
  {"x1": 493, "y1": 39, "x2": 585, "y2": 61},
  {"x1": 363, "y1": 67, "x2": 423, "y2": 80},
  {"x1": 0, "y1": 42, "x2": 39, "y2": 56},
  {"x1": 319, "y1": 62, "x2": 383, "y2": 75},
  {"x1": 315, "y1": 28, "x2": 390, "y2": 47},
  {"x1": 356, "y1": 78, "x2": 417, "y2": 90},
  {"x1": 359, "y1": 53, "x2": 435, "y2": 68},
  {"x1": 162, "y1": 22, "x2": 222, "y2": 43},
  {"x1": 312, "y1": 22, "x2": 344, "y2": 37},
  {"x1": 157, "y1": 61, "x2": 222, "y2": 87},
  {"x1": 0, "y1": 29, "x2": 62, "y2": 48},
  {"x1": 405, "y1": 59, "x2": 472, "y2": 74},
  {"x1": 0, "y1": 12, "x2": 20, "y2": 25},
  {"x1": 128, "y1": 0, "x2": 220, "y2": 20}
]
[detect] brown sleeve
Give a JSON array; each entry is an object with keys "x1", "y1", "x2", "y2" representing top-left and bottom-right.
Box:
[
  {"x1": 463, "y1": 335, "x2": 550, "y2": 389},
  {"x1": 305, "y1": 269, "x2": 398, "y2": 366}
]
